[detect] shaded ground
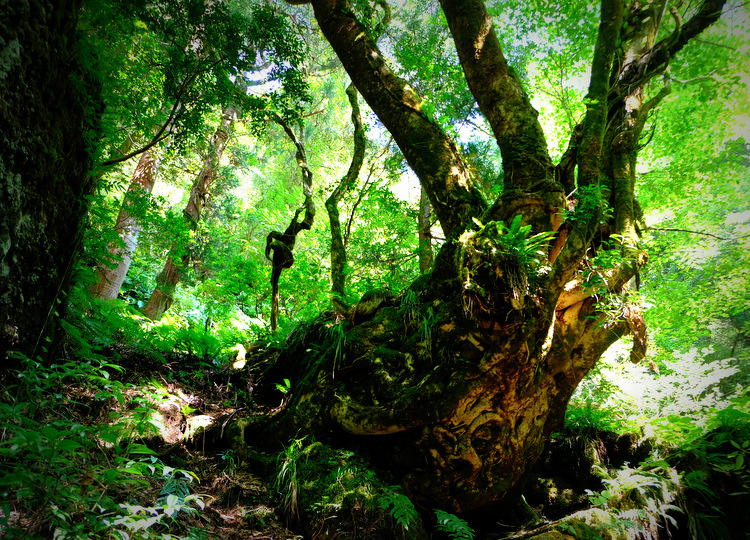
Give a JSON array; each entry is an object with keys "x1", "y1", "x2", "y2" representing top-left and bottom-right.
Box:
[{"x1": 3, "y1": 345, "x2": 748, "y2": 539}]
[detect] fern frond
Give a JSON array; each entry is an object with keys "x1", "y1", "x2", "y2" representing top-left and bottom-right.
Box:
[
  {"x1": 434, "y1": 509, "x2": 475, "y2": 540},
  {"x1": 378, "y1": 489, "x2": 418, "y2": 532}
]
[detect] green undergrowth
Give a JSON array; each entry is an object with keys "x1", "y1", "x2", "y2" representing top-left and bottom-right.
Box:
[
  {"x1": 273, "y1": 435, "x2": 424, "y2": 538},
  {"x1": 0, "y1": 354, "x2": 207, "y2": 539},
  {"x1": 560, "y1": 399, "x2": 750, "y2": 539},
  {"x1": 65, "y1": 290, "x2": 253, "y2": 370},
  {"x1": 3, "y1": 286, "x2": 748, "y2": 539},
  {"x1": 272, "y1": 436, "x2": 478, "y2": 539}
]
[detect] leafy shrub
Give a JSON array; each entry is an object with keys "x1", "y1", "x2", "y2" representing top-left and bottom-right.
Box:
[
  {"x1": 377, "y1": 489, "x2": 419, "y2": 533},
  {"x1": 0, "y1": 354, "x2": 205, "y2": 539}
]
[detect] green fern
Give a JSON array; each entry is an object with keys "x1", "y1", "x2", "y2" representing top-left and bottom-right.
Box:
[
  {"x1": 378, "y1": 489, "x2": 418, "y2": 532},
  {"x1": 434, "y1": 509, "x2": 475, "y2": 540}
]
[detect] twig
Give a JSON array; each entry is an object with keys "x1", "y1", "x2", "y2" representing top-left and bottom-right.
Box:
[
  {"x1": 647, "y1": 226, "x2": 750, "y2": 241},
  {"x1": 693, "y1": 37, "x2": 737, "y2": 50}
]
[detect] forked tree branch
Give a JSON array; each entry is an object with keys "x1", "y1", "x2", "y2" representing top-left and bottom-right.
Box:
[{"x1": 307, "y1": 0, "x2": 486, "y2": 238}]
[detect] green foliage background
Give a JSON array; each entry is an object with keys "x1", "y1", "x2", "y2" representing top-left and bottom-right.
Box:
[{"x1": 2, "y1": 0, "x2": 750, "y2": 537}]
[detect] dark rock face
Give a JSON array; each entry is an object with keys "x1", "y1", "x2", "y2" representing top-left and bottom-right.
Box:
[{"x1": 0, "y1": 0, "x2": 99, "y2": 358}]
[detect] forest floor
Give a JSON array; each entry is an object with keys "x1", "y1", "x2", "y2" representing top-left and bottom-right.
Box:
[
  {"x1": 97, "y1": 350, "x2": 301, "y2": 539},
  {"x1": 56, "y1": 348, "x2": 634, "y2": 539},
  {"x1": 1, "y1": 348, "x2": 303, "y2": 539},
  {"x1": 4, "y1": 345, "x2": 746, "y2": 539}
]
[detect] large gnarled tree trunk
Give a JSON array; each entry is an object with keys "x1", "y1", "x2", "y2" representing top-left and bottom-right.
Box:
[{"x1": 253, "y1": 0, "x2": 726, "y2": 512}]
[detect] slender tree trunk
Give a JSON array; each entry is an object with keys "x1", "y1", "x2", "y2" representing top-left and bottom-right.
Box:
[
  {"x1": 90, "y1": 150, "x2": 160, "y2": 300},
  {"x1": 325, "y1": 83, "x2": 365, "y2": 310},
  {"x1": 265, "y1": 116, "x2": 315, "y2": 332},
  {"x1": 142, "y1": 105, "x2": 236, "y2": 320},
  {"x1": 418, "y1": 186, "x2": 433, "y2": 274}
]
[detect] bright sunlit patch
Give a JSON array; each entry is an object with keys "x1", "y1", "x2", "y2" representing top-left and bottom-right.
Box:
[
  {"x1": 232, "y1": 343, "x2": 246, "y2": 369},
  {"x1": 725, "y1": 210, "x2": 750, "y2": 225},
  {"x1": 451, "y1": 166, "x2": 469, "y2": 188},
  {"x1": 625, "y1": 94, "x2": 640, "y2": 113}
]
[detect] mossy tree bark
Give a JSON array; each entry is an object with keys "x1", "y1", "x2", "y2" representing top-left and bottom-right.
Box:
[
  {"x1": 0, "y1": 0, "x2": 99, "y2": 359},
  {"x1": 418, "y1": 186, "x2": 434, "y2": 274},
  {"x1": 258, "y1": 0, "x2": 727, "y2": 512},
  {"x1": 325, "y1": 83, "x2": 365, "y2": 312}
]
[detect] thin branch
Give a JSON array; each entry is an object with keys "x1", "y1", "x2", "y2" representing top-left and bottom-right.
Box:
[
  {"x1": 101, "y1": 107, "x2": 180, "y2": 166},
  {"x1": 636, "y1": 113, "x2": 659, "y2": 151},
  {"x1": 647, "y1": 226, "x2": 750, "y2": 241},
  {"x1": 101, "y1": 130, "x2": 175, "y2": 167},
  {"x1": 302, "y1": 108, "x2": 326, "y2": 118},
  {"x1": 633, "y1": 75, "x2": 672, "y2": 138},
  {"x1": 269, "y1": 112, "x2": 313, "y2": 197},
  {"x1": 693, "y1": 37, "x2": 737, "y2": 50},
  {"x1": 101, "y1": 56, "x2": 227, "y2": 166},
  {"x1": 643, "y1": 0, "x2": 727, "y2": 81},
  {"x1": 671, "y1": 71, "x2": 719, "y2": 84}
]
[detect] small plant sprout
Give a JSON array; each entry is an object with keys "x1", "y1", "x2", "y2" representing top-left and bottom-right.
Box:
[{"x1": 276, "y1": 378, "x2": 292, "y2": 395}]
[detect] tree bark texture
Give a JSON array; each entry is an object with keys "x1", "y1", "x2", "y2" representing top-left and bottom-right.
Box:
[
  {"x1": 309, "y1": 0, "x2": 486, "y2": 239},
  {"x1": 142, "y1": 105, "x2": 236, "y2": 320},
  {"x1": 90, "y1": 151, "x2": 160, "y2": 300},
  {"x1": 261, "y1": 0, "x2": 726, "y2": 512},
  {"x1": 325, "y1": 83, "x2": 365, "y2": 309},
  {"x1": 0, "y1": 0, "x2": 99, "y2": 359},
  {"x1": 418, "y1": 186, "x2": 433, "y2": 274}
]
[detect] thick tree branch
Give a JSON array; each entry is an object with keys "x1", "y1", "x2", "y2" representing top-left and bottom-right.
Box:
[
  {"x1": 308, "y1": 0, "x2": 486, "y2": 238},
  {"x1": 616, "y1": 0, "x2": 727, "y2": 96},
  {"x1": 439, "y1": 0, "x2": 555, "y2": 195},
  {"x1": 548, "y1": 0, "x2": 623, "y2": 295},
  {"x1": 326, "y1": 83, "x2": 365, "y2": 304},
  {"x1": 578, "y1": 0, "x2": 623, "y2": 191}
]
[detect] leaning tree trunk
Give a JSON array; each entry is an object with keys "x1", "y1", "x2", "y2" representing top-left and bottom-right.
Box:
[
  {"x1": 142, "y1": 105, "x2": 236, "y2": 320},
  {"x1": 253, "y1": 0, "x2": 726, "y2": 512},
  {"x1": 0, "y1": 0, "x2": 99, "y2": 360},
  {"x1": 90, "y1": 150, "x2": 160, "y2": 300}
]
